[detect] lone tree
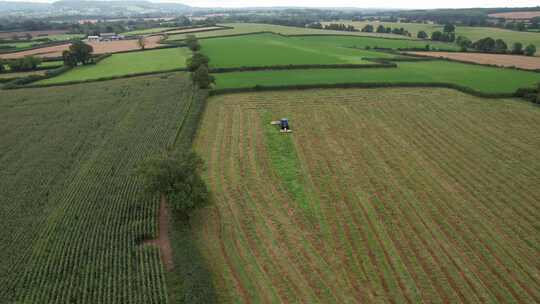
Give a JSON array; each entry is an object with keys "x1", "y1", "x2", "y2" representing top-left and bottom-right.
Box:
[
  {"x1": 67, "y1": 41, "x2": 94, "y2": 65},
  {"x1": 417, "y1": 31, "x2": 428, "y2": 39},
  {"x1": 186, "y1": 52, "x2": 210, "y2": 71},
  {"x1": 138, "y1": 151, "x2": 209, "y2": 220},
  {"x1": 525, "y1": 44, "x2": 537, "y2": 56},
  {"x1": 185, "y1": 34, "x2": 200, "y2": 52},
  {"x1": 137, "y1": 37, "x2": 146, "y2": 50},
  {"x1": 62, "y1": 50, "x2": 78, "y2": 67},
  {"x1": 191, "y1": 65, "x2": 215, "y2": 89}
]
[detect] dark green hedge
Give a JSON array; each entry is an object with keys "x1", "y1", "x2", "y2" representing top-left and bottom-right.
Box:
[
  {"x1": 210, "y1": 63, "x2": 396, "y2": 73},
  {"x1": 4, "y1": 67, "x2": 187, "y2": 89},
  {"x1": 210, "y1": 82, "x2": 517, "y2": 99}
]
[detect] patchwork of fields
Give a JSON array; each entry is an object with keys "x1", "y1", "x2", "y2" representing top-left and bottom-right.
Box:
[
  {"x1": 0, "y1": 73, "x2": 199, "y2": 303},
  {"x1": 329, "y1": 21, "x2": 540, "y2": 55},
  {"x1": 214, "y1": 60, "x2": 540, "y2": 94},
  {"x1": 194, "y1": 88, "x2": 540, "y2": 303},
  {"x1": 38, "y1": 47, "x2": 189, "y2": 84}
]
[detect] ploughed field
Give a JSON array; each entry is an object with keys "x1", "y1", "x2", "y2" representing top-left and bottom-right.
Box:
[
  {"x1": 0, "y1": 73, "x2": 197, "y2": 303},
  {"x1": 406, "y1": 51, "x2": 540, "y2": 70},
  {"x1": 194, "y1": 88, "x2": 540, "y2": 303}
]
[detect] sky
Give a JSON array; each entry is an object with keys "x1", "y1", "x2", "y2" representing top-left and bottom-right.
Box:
[{"x1": 1, "y1": 0, "x2": 540, "y2": 9}]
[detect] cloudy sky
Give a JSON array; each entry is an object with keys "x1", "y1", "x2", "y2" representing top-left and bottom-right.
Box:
[{"x1": 175, "y1": 0, "x2": 540, "y2": 8}]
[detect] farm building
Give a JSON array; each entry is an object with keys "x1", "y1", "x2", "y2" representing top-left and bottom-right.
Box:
[{"x1": 99, "y1": 33, "x2": 124, "y2": 41}]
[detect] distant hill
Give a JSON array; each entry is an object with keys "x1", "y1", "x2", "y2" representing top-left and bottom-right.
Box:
[{"x1": 0, "y1": 0, "x2": 192, "y2": 16}]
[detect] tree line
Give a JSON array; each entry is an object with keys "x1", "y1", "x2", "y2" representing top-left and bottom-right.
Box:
[
  {"x1": 185, "y1": 35, "x2": 214, "y2": 89},
  {"x1": 0, "y1": 56, "x2": 41, "y2": 73}
]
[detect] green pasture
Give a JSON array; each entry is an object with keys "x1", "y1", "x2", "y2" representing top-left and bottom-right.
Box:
[
  {"x1": 38, "y1": 47, "x2": 189, "y2": 84},
  {"x1": 296, "y1": 35, "x2": 459, "y2": 51},
  {"x1": 32, "y1": 34, "x2": 85, "y2": 41},
  {"x1": 214, "y1": 60, "x2": 540, "y2": 94},
  {"x1": 123, "y1": 27, "x2": 176, "y2": 35},
  {"x1": 201, "y1": 33, "x2": 396, "y2": 68},
  {"x1": 166, "y1": 22, "x2": 415, "y2": 41},
  {"x1": 333, "y1": 21, "x2": 540, "y2": 54}
]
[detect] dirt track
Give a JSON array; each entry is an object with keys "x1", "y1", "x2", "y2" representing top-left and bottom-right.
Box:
[
  {"x1": 0, "y1": 35, "x2": 164, "y2": 59},
  {"x1": 144, "y1": 195, "x2": 173, "y2": 271},
  {"x1": 407, "y1": 51, "x2": 540, "y2": 70}
]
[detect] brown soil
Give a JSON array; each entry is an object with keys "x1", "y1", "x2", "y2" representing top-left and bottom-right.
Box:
[
  {"x1": 407, "y1": 51, "x2": 540, "y2": 70},
  {"x1": 488, "y1": 12, "x2": 540, "y2": 20},
  {"x1": 0, "y1": 36, "x2": 164, "y2": 59},
  {"x1": 144, "y1": 194, "x2": 174, "y2": 271}
]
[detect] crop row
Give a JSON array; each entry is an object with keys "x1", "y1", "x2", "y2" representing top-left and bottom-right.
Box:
[{"x1": 194, "y1": 88, "x2": 540, "y2": 302}]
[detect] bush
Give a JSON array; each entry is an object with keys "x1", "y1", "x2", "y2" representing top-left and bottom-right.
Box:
[
  {"x1": 525, "y1": 44, "x2": 537, "y2": 56},
  {"x1": 512, "y1": 42, "x2": 524, "y2": 55}
]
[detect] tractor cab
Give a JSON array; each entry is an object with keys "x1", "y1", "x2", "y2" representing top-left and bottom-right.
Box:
[{"x1": 270, "y1": 118, "x2": 292, "y2": 133}]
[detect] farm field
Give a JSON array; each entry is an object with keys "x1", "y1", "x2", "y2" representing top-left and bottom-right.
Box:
[
  {"x1": 0, "y1": 36, "x2": 164, "y2": 59},
  {"x1": 331, "y1": 21, "x2": 540, "y2": 55},
  {"x1": 407, "y1": 51, "x2": 540, "y2": 70},
  {"x1": 296, "y1": 35, "x2": 459, "y2": 51},
  {"x1": 165, "y1": 22, "x2": 415, "y2": 41},
  {"x1": 0, "y1": 70, "x2": 45, "y2": 79},
  {"x1": 38, "y1": 47, "x2": 189, "y2": 84},
  {"x1": 194, "y1": 87, "x2": 540, "y2": 303},
  {"x1": 488, "y1": 11, "x2": 540, "y2": 19},
  {"x1": 123, "y1": 27, "x2": 177, "y2": 35},
  {"x1": 201, "y1": 33, "x2": 396, "y2": 68},
  {"x1": 0, "y1": 73, "x2": 198, "y2": 303},
  {"x1": 0, "y1": 29, "x2": 69, "y2": 39},
  {"x1": 213, "y1": 60, "x2": 540, "y2": 94}
]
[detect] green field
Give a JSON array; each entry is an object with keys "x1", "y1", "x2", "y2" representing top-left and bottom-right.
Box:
[
  {"x1": 296, "y1": 35, "x2": 459, "y2": 51},
  {"x1": 32, "y1": 34, "x2": 85, "y2": 41},
  {"x1": 332, "y1": 21, "x2": 540, "y2": 55},
  {"x1": 201, "y1": 33, "x2": 396, "y2": 68},
  {"x1": 213, "y1": 60, "x2": 540, "y2": 94},
  {"x1": 0, "y1": 73, "x2": 202, "y2": 303},
  {"x1": 39, "y1": 47, "x2": 189, "y2": 84},
  {"x1": 123, "y1": 27, "x2": 177, "y2": 35},
  {"x1": 166, "y1": 22, "x2": 415, "y2": 41},
  {"x1": 195, "y1": 87, "x2": 540, "y2": 302}
]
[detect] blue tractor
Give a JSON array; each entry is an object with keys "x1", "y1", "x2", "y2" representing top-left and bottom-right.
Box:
[{"x1": 270, "y1": 118, "x2": 292, "y2": 133}]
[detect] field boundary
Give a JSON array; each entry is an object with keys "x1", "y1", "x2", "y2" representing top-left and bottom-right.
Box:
[
  {"x1": 209, "y1": 63, "x2": 397, "y2": 73},
  {"x1": 403, "y1": 52, "x2": 540, "y2": 73},
  {"x1": 210, "y1": 82, "x2": 519, "y2": 99}
]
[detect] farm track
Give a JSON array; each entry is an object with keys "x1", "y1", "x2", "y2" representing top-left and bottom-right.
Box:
[{"x1": 194, "y1": 87, "x2": 540, "y2": 303}]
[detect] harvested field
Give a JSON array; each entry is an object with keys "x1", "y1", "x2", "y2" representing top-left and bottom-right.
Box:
[
  {"x1": 86, "y1": 35, "x2": 164, "y2": 53},
  {"x1": 0, "y1": 36, "x2": 164, "y2": 59},
  {"x1": 407, "y1": 51, "x2": 540, "y2": 70},
  {"x1": 488, "y1": 12, "x2": 540, "y2": 20},
  {"x1": 0, "y1": 43, "x2": 71, "y2": 59},
  {"x1": 194, "y1": 87, "x2": 540, "y2": 303}
]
